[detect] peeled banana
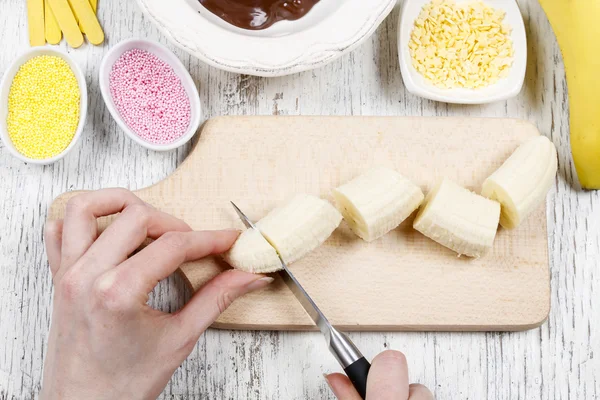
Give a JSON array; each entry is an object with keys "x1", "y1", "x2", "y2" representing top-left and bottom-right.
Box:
[
  {"x1": 482, "y1": 136, "x2": 557, "y2": 229},
  {"x1": 333, "y1": 167, "x2": 424, "y2": 242},
  {"x1": 539, "y1": 0, "x2": 600, "y2": 189},
  {"x1": 223, "y1": 228, "x2": 281, "y2": 274},
  {"x1": 224, "y1": 194, "x2": 342, "y2": 273},
  {"x1": 413, "y1": 179, "x2": 501, "y2": 258}
]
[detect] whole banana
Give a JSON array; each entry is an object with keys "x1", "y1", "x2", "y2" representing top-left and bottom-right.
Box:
[{"x1": 539, "y1": 0, "x2": 600, "y2": 189}]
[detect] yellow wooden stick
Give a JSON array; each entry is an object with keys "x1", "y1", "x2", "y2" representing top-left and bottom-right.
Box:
[
  {"x1": 44, "y1": 0, "x2": 62, "y2": 45},
  {"x1": 79, "y1": 0, "x2": 97, "y2": 33},
  {"x1": 69, "y1": 2, "x2": 78, "y2": 27},
  {"x1": 27, "y1": 0, "x2": 45, "y2": 46},
  {"x1": 68, "y1": 0, "x2": 104, "y2": 45},
  {"x1": 47, "y1": 0, "x2": 84, "y2": 48}
]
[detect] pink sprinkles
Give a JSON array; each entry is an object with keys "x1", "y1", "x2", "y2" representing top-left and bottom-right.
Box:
[{"x1": 109, "y1": 49, "x2": 191, "y2": 145}]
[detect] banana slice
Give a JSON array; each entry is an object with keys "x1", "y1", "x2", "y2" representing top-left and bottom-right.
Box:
[
  {"x1": 333, "y1": 167, "x2": 424, "y2": 242},
  {"x1": 258, "y1": 194, "x2": 342, "y2": 264},
  {"x1": 224, "y1": 194, "x2": 342, "y2": 273},
  {"x1": 413, "y1": 179, "x2": 501, "y2": 258},
  {"x1": 223, "y1": 229, "x2": 281, "y2": 274},
  {"x1": 481, "y1": 136, "x2": 557, "y2": 229}
]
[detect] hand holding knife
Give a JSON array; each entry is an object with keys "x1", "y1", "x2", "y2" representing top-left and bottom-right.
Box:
[{"x1": 231, "y1": 202, "x2": 371, "y2": 398}]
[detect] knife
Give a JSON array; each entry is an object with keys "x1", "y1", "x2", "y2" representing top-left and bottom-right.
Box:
[{"x1": 231, "y1": 202, "x2": 371, "y2": 398}]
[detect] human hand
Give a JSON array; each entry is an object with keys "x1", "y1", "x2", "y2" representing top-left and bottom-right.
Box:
[
  {"x1": 40, "y1": 188, "x2": 272, "y2": 400},
  {"x1": 325, "y1": 350, "x2": 433, "y2": 399}
]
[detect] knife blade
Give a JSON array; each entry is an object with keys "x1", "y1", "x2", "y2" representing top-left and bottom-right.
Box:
[{"x1": 230, "y1": 202, "x2": 371, "y2": 398}]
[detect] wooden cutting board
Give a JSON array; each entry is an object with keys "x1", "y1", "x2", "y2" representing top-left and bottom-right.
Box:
[{"x1": 49, "y1": 116, "x2": 550, "y2": 331}]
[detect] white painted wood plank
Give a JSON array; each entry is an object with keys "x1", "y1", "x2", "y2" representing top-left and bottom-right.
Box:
[{"x1": 0, "y1": 0, "x2": 598, "y2": 399}]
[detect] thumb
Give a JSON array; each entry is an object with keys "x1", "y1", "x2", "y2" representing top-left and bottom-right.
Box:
[
  {"x1": 175, "y1": 269, "x2": 273, "y2": 336},
  {"x1": 44, "y1": 219, "x2": 64, "y2": 277},
  {"x1": 325, "y1": 373, "x2": 362, "y2": 400}
]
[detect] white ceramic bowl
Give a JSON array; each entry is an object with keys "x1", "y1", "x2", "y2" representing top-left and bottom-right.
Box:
[
  {"x1": 398, "y1": 0, "x2": 527, "y2": 104},
  {"x1": 99, "y1": 38, "x2": 201, "y2": 151},
  {"x1": 136, "y1": 0, "x2": 397, "y2": 77},
  {"x1": 0, "y1": 48, "x2": 87, "y2": 165}
]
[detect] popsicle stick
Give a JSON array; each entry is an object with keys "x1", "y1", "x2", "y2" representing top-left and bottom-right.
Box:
[
  {"x1": 44, "y1": 0, "x2": 62, "y2": 45},
  {"x1": 27, "y1": 0, "x2": 45, "y2": 46},
  {"x1": 69, "y1": 1, "x2": 78, "y2": 26},
  {"x1": 47, "y1": 0, "x2": 83, "y2": 48},
  {"x1": 79, "y1": 0, "x2": 97, "y2": 33},
  {"x1": 68, "y1": 0, "x2": 104, "y2": 45}
]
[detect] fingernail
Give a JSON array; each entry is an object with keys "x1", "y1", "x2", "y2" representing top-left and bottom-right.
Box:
[
  {"x1": 246, "y1": 276, "x2": 274, "y2": 291},
  {"x1": 323, "y1": 373, "x2": 333, "y2": 390}
]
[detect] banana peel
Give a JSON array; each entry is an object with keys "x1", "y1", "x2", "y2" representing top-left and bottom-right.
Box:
[{"x1": 539, "y1": 0, "x2": 600, "y2": 189}]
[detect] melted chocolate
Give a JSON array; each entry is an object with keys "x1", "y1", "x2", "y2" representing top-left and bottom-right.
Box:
[{"x1": 199, "y1": 0, "x2": 320, "y2": 30}]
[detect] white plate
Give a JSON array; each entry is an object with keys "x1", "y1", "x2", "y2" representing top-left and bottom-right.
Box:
[
  {"x1": 398, "y1": 0, "x2": 527, "y2": 104},
  {"x1": 99, "y1": 39, "x2": 202, "y2": 151},
  {"x1": 0, "y1": 48, "x2": 87, "y2": 165},
  {"x1": 136, "y1": 0, "x2": 397, "y2": 77}
]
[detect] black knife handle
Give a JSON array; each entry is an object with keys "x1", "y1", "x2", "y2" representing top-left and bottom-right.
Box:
[{"x1": 344, "y1": 357, "x2": 371, "y2": 398}]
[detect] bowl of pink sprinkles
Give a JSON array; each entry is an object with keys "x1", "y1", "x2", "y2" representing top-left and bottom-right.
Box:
[{"x1": 99, "y1": 39, "x2": 201, "y2": 151}]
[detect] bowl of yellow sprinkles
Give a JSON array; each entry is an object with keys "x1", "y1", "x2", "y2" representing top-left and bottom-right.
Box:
[{"x1": 0, "y1": 48, "x2": 87, "y2": 164}]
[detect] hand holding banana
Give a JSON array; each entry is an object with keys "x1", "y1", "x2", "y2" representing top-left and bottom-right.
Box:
[
  {"x1": 226, "y1": 136, "x2": 558, "y2": 271},
  {"x1": 41, "y1": 188, "x2": 434, "y2": 399},
  {"x1": 40, "y1": 189, "x2": 273, "y2": 399}
]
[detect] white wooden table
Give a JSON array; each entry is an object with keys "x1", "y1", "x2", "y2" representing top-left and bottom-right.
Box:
[{"x1": 1, "y1": 0, "x2": 598, "y2": 398}]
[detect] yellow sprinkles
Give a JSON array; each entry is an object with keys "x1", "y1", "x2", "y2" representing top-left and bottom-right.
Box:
[
  {"x1": 7, "y1": 55, "x2": 80, "y2": 159},
  {"x1": 409, "y1": 0, "x2": 514, "y2": 89}
]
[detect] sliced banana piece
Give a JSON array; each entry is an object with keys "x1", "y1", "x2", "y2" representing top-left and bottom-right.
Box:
[
  {"x1": 413, "y1": 179, "x2": 501, "y2": 258},
  {"x1": 224, "y1": 194, "x2": 342, "y2": 273},
  {"x1": 482, "y1": 136, "x2": 558, "y2": 229},
  {"x1": 258, "y1": 194, "x2": 342, "y2": 264},
  {"x1": 333, "y1": 167, "x2": 424, "y2": 242},
  {"x1": 223, "y1": 229, "x2": 281, "y2": 274}
]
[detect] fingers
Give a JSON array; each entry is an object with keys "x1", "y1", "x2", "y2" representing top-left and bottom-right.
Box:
[
  {"x1": 113, "y1": 230, "x2": 240, "y2": 298},
  {"x1": 174, "y1": 269, "x2": 273, "y2": 340},
  {"x1": 409, "y1": 384, "x2": 434, "y2": 400},
  {"x1": 84, "y1": 204, "x2": 190, "y2": 270},
  {"x1": 44, "y1": 219, "x2": 63, "y2": 276},
  {"x1": 60, "y1": 189, "x2": 145, "y2": 270},
  {"x1": 326, "y1": 351, "x2": 432, "y2": 400},
  {"x1": 325, "y1": 373, "x2": 361, "y2": 400},
  {"x1": 366, "y1": 350, "x2": 409, "y2": 400}
]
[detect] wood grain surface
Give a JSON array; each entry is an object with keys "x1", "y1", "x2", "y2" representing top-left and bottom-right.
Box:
[
  {"x1": 49, "y1": 116, "x2": 551, "y2": 331},
  {"x1": 1, "y1": 0, "x2": 598, "y2": 399}
]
